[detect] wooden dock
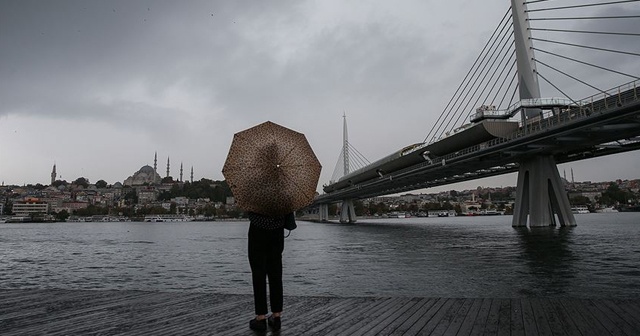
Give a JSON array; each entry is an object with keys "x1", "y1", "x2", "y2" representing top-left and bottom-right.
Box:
[{"x1": 1, "y1": 289, "x2": 639, "y2": 335}]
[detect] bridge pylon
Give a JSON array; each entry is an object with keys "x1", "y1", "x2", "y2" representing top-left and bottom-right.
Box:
[
  {"x1": 319, "y1": 204, "x2": 329, "y2": 222},
  {"x1": 509, "y1": 0, "x2": 575, "y2": 227},
  {"x1": 512, "y1": 155, "x2": 576, "y2": 227},
  {"x1": 339, "y1": 200, "x2": 357, "y2": 224}
]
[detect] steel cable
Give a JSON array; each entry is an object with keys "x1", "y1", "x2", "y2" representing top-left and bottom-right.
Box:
[
  {"x1": 526, "y1": 0, "x2": 640, "y2": 12},
  {"x1": 532, "y1": 47, "x2": 639, "y2": 79},
  {"x1": 438, "y1": 26, "x2": 515, "y2": 139},
  {"x1": 423, "y1": 8, "x2": 513, "y2": 143}
]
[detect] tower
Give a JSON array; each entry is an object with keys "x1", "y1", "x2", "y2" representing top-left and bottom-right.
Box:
[
  {"x1": 166, "y1": 157, "x2": 170, "y2": 178},
  {"x1": 190, "y1": 166, "x2": 194, "y2": 183},
  {"x1": 510, "y1": 0, "x2": 575, "y2": 228},
  {"x1": 339, "y1": 113, "x2": 356, "y2": 224},
  {"x1": 180, "y1": 162, "x2": 183, "y2": 182},
  {"x1": 343, "y1": 112, "x2": 350, "y2": 175},
  {"x1": 50, "y1": 163, "x2": 57, "y2": 185},
  {"x1": 154, "y1": 152, "x2": 158, "y2": 184}
]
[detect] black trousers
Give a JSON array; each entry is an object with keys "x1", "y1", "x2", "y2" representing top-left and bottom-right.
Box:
[{"x1": 248, "y1": 224, "x2": 285, "y2": 315}]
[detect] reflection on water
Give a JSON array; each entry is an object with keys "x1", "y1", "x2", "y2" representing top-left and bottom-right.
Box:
[
  {"x1": 514, "y1": 227, "x2": 576, "y2": 296},
  {"x1": 1, "y1": 213, "x2": 639, "y2": 298}
]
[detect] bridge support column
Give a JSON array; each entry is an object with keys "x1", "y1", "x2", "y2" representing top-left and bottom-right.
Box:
[
  {"x1": 319, "y1": 204, "x2": 329, "y2": 222},
  {"x1": 339, "y1": 200, "x2": 357, "y2": 224},
  {"x1": 512, "y1": 155, "x2": 576, "y2": 227}
]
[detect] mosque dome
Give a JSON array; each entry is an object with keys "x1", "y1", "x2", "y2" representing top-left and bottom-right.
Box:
[{"x1": 123, "y1": 165, "x2": 163, "y2": 186}]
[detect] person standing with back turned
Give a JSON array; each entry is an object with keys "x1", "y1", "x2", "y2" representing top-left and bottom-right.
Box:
[{"x1": 247, "y1": 211, "x2": 295, "y2": 332}]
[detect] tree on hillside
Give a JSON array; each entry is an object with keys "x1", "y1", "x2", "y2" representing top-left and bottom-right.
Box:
[
  {"x1": 598, "y1": 183, "x2": 634, "y2": 206},
  {"x1": 52, "y1": 180, "x2": 68, "y2": 188},
  {"x1": 95, "y1": 180, "x2": 108, "y2": 189},
  {"x1": 73, "y1": 177, "x2": 89, "y2": 188},
  {"x1": 123, "y1": 189, "x2": 138, "y2": 205}
]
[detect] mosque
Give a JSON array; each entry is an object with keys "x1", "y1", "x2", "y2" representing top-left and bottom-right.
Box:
[
  {"x1": 123, "y1": 152, "x2": 193, "y2": 186},
  {"x1": 48, "y1": 153, "x2": 193, "y2": 187}
]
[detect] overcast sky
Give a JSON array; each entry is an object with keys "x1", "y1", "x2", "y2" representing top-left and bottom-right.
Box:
[{"x1": 1, "y1": 0, "x2": 639, "y2": 192}]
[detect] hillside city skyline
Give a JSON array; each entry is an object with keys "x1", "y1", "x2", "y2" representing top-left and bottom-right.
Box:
[{"x1": 2, "y1": 156, "x2": 636, "y2": 191}]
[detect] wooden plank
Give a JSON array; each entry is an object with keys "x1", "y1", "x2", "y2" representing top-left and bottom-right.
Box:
[
  {"x1": 361, "y1": 297, "x2": 423, "y2": 335},
  {"x1": 608, "y1": 299, "x2": 640, "y2": 327},
  {"x1": 2, "y1": 291, "x2": 157, "y2": 334},
  {"x1": 547, "y1": 299, "x2": 581, "y2": 336},
  {"x1": 2, "y1": 290, "x2": 640, "y2": 336},
  {"x1": 400, "y1": 297, "x2": 449, "y2": 335},
  {"x1": 597, "y1": 299, "x2": 640, "y2": 334},
  {"x1": 482, "y1": 298, "x2": 503, "y2": 336},
  {"x1": 217, "y1": 296, "x2": 339, "y2": 336},
  {"x1": 453, "y1": 298, "x2": 483, "y2": 336},
  {"x1": 468, "y1": 298, "x2": 492, "y2": 336},
  {"x1": 0, "y1": 289, "x2": 123, "y2": 318},
  {"x1": 509, "y1": 298, "x2": 525, "y2": 336},
  {"x1": 42, "y1": 292, "x2": 210, "y2": 336},
  {"x1": 333, "y1": 297, "x2": 408, "y2": 336},
  {"x1": 388, "y1": 298, "x2": 438, "y2": 336},
  {"x1": 520, "y1": 299, "x2": 538, "y2": 336},
  {"x1": 182, "y1": 296, "x2": 306, "y2": 336},
  {"x1": 496, "y1": 298, "x2": 511, "y2": 336},
  {"x1": 581, "y1": 299, "x2": 629, "y2": 336},
  {"x1": 529, "y1": 298, "x2": 553, "y2": 336},
  {"x1": 305, "y1": 297, "x2": 390, "y2": 336},
  {"x1": 289, "y1": 297, "x2": 375, "y2": 336},
  {"x1": 133, "y1": 295, "x2": 256, "y2": 336},
  {"x1": 559, "y1": 299, "x2": 611, "y2": 336},
  {"x1": 616, "y1": 299, "x2": 640, "y2": 317},
  {"x1": 536, "y1": 298, "x2": 566, "y2": 336},
  {"x1": 442, "y1": 298, "x2": 475, "y2": 336},
  {"x1": 414, "y1": 298, "x2": 460, "y2": 335}
]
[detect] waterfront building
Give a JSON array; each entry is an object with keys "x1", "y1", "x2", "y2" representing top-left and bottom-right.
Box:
[
  {"x1": 60, "y1": 201, "x2": 89, "y2": 213},
  {"x1": 12, "y1": 198, "x2": 50, "y2": 216},
  {"x1": 137, "y1": 188, "x2": 158, "y2": 204}
]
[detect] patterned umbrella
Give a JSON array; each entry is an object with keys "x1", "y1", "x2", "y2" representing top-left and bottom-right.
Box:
[{"x1": 222, "y1": 121, "x2": 322, "y2": 216}]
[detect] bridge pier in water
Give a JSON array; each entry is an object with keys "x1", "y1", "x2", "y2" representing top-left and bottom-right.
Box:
[
  {"x1": 318, "y1": 204, "x2": 329, "y2": 222},
  {"x1": 512, "y1": 155, "x2": 576, "y2": 227},
  {"x1": 339, "y1": 200, "x2": 357, "y2": 223}
]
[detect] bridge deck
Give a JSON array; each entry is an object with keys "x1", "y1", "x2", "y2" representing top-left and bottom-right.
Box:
[{"x1": 1, "y1": 289, "x2": 639, "y2": 335}]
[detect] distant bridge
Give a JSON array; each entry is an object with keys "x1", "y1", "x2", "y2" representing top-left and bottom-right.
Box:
[{"x1": 313, "y1": 0, "x2": 640, "y2": 227}]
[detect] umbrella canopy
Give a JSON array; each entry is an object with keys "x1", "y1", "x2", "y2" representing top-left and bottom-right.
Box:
[{"x1": 222, "y1": 121, "x2": 322, "y2": 216}]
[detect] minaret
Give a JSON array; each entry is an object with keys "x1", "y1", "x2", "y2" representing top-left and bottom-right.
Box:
[
  {"x1": 153, "y1": 152, "x2": 158, "y2": 184},
  {"x1": 180, "y1": 162, "x2": 183, "y2": 182},
  {"x1": 571, "y1": 168, "x2": 575, "y2": 184},
  {"x1": 190, "y1": 166, "x2": 194, "y2": 183},
  {"x1": 166, "y1": 157, "x2": 170, "y2": 178},
  {"x1": 51, "y1": 163, "x2": 57, "y2": 185}
]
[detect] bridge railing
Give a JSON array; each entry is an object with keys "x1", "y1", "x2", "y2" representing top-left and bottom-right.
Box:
[
  {"x1": 446, "y1": 79, "x2": 640, "y2": 161},
  {"x1": 390, "y1": 80, "x2": 640, "y2": 180}
]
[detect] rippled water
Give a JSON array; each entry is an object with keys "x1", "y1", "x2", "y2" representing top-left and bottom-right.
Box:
[{"x1": 1, "y1": 213, "x2": 639, "y2": 298}]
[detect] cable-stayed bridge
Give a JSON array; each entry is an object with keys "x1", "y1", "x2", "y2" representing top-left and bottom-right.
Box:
[{"x1": 313, "y1": 0, "x2": 640, "y2": 227}]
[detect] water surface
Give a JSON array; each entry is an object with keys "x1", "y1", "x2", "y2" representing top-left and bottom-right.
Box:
[{"x1": 1, "y1": 213, "x2": 639, "y2": 298}]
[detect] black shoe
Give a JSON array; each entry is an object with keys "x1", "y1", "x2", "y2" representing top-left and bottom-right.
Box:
[
  {"x1": 268, "y1": 315, "x2": 281, "y2": 331},
  {"x1": 249, "y1": 318, "x2": 267, "y2": 332}
]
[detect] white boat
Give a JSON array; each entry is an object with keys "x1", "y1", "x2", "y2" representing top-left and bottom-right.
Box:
[
  {"x1": 144, "y1": 214, "x2": 195, "y2": 222},
  {"x1": 571, "y1": 206, "x2": 590, "y2": 214},
  {"x1": 387, "y1": 211, "x2": 406, "y2": 218},
  {"x1": 595, "y1": 207, "x2": 618, "y2": 213}
]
